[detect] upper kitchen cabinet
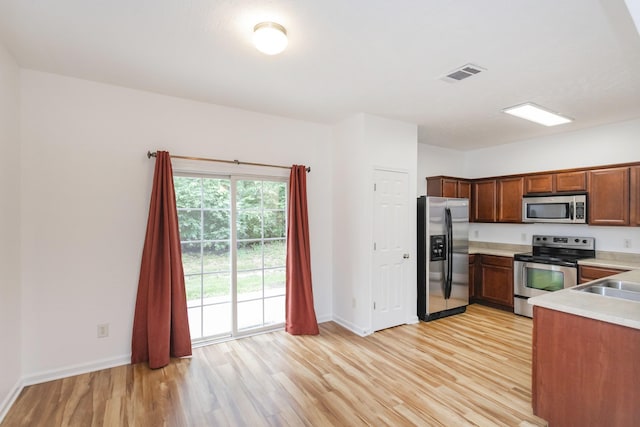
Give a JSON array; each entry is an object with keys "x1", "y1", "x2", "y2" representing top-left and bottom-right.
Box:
[
  {"x1": 472, "y1": 179, "x2": 497, "y2": 222},
  {"x1": 426, "y1": 176, "x2": 471, "y2": 199},
  {"x1": 588, "y1": 167, "x2": 630, "y2": 226},
  {"x1": 556, "y1": 171, "x2": 587, "y2": 192},
  {"x1": 497, "y1": 177, "x2": 523, "y2": 222},
  {"x1": 524, "y1": 174, "x2": 554, "y2": 194},
  {"x1": 472, "y1": 177, "x2": 522, "y2": 223},
  {"x1": 631, "y1": 166, "x2": 640, "y2": 226},
  {"x1": 524, "y1": 171, "x2": 587, "y2": 194}
]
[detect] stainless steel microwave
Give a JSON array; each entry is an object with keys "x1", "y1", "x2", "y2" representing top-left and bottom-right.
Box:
[{"x1": 522, "y1": 194, "x2": 587, "y2": 224}]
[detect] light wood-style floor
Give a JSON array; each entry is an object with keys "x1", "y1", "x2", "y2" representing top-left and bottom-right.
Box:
[{"x1": 2, "y1": 304, "x2": 547, "y2": 426}]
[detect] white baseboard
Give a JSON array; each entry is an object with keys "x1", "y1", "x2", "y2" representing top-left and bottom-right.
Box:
[
  {"x1": 316, "y1": 312, "x2": 333, "y2": 324},
  {"x1": 331, "y1": 315, "x2": 371, "y2": 337},
  {"x1": 0, "y1": 379, "x2": 24, "y2": 424},
  {"x1": 406, "y1": 315, "x2": 420, "y2": 324},
  {"x1": 21, "y1": 354, "x2": 131, "y2": 387}
]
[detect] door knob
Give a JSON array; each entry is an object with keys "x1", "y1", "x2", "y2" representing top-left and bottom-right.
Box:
[{"x1": 403, "y1": 253, "x2": 410, "y2": 259}]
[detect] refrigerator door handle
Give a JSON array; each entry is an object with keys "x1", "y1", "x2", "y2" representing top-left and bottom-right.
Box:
[{"x1": 444, "y1": 207, "x2": 453, "y2": 299}]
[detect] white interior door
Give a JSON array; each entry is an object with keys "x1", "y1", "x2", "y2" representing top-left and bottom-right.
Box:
[{"x1": 372, "y1": 169, "x2": 410, "y2": 332}]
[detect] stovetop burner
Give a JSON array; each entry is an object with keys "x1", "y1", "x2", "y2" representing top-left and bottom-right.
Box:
[{"x1": 514, "y1": 234, "x2": 596, "y2": 266}]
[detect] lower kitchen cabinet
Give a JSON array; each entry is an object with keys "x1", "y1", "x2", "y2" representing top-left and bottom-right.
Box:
[
  {"x1": 476, "y1": 255, "x2": 513, "y2": 310},
  {"x1": 533, "y1": 306, "x2": 640, "y2": 426},
  {"x1": 469, "y1": 254, "x2": 477, "y2": 300},
  {"x1": 578, "y1": 265, "x2": 629, "y2": 284}
]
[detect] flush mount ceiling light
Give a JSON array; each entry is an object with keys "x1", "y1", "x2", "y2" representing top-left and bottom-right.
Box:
[
  {"x1": 502, "y1": 102, "x2": 573, "y2": 127},
  {"x1": 253, "y1": 22, "x2": 288, "y2": 55}
]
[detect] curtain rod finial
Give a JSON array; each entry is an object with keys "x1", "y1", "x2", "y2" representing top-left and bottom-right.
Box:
[
  {"x1": 147, "y1": 151, "x2": 157, "y2": 159},
  {"x1": 306, "y1": 167, "x2": 311, "y2": 173}
]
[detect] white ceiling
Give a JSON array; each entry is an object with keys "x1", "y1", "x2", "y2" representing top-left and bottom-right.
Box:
[{"x1": 1, "y1": 0, "x2": 640, "y2": 150}]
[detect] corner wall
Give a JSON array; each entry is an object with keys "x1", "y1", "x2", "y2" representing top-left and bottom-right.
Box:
[
  {"x1": 18, "y1": 70, "x2": 333, "y2": 380},
  {"x1": 0, "y1": 43, "x2": 22, "y2": 417},
  {"x1": 332, "y1": 114, "x2": 418, "y2": 334}
]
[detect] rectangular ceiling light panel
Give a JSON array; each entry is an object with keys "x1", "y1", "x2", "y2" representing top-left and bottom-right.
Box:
[
  {"x1": 625, "y1": 0, "x2": 640, "y2": 37},
  {"x1": 502, "y1": 103, "x2": 573, "y2": 126}
]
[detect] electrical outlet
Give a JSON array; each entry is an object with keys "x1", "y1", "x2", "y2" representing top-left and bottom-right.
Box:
[
  {"x1": 97, "y1": 324, "x2": 109, "y2": 338},
  {"x1": 521, "y1": 233, "x2": 527, "y2": 242},
  {"x1": 352, "y1": 298, "x2": 356, "y2": 308},
  {"x1": 474, "y1": 230, "x2": 479, "y2": 238},
  {"x1": 624, "y1": 239, "x2": 632, "y2": 248}
]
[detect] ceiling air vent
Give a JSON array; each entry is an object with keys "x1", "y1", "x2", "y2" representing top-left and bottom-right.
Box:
[{"x1": 441, "y1": 63, "x2": 486, "y2": 83}]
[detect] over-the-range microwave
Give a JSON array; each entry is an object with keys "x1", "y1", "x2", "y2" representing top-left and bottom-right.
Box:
[{"x1": 522, "y1": 194, "x2": 587, "y2": 224}]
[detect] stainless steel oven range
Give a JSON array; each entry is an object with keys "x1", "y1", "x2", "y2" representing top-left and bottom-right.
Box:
[{"x1": 513, "y1": 235, "x2": 595, "y2": 317}]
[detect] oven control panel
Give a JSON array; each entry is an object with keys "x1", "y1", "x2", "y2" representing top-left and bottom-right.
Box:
[{"x1": 532, "y1": 235, "x2": 595, "y2": 250}]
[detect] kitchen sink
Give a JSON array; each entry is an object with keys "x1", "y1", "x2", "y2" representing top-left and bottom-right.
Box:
[{"x1": 572, "y1": 279, "x2": 640, "y2": 302}]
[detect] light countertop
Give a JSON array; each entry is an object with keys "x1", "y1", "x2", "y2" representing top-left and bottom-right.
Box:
[
  {"x1": 528, "y1": 269, "x2": 640, "y2": 330},
  {"x1": 470, "y1": 242, "x2": 640, "y2": 270},
  {"x1": 578, "y1": 256, "x2": 640, "y2": 271},
  {"x1": 468, "y1": 242, "x2": 528, "y2": 258}
]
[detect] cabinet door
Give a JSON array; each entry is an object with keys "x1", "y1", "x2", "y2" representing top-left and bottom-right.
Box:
[
  {"x1": 525, "y1": 174, "x2": 554, "y2": 194},
  {"x1": 458, "y1": 181, "x2": 471, "y2": 200},
  {"x1": 497, "y1": 177, "x2": 523, "y2": 222},
  {"x1": 472, "y1": 180, "x2": 497, "y2": 222},
  {"x1": 441, "y1": 179, "x2": 458, "y2": 198},
  {"x1": 556, "y1": 171, "x2": 587, "y2": 192},
  {"x1": 579, "y1": 265, "x2": 628, "y2": 284},
  {"x1": 588, "y1": 167, "x2": 630, "y2": 226},
  {"x1": 469, "y1": 255, "x2": 476, "y2": 299},
  {"x1": 631, "y1": 166, "x2": 640, "y2": 226},
  {"x1": 426, "y1": 177, "x2": 460, "y2": 198},
  {"x1": 480, "y1": 256, "x2": 513, "y2": 307}
]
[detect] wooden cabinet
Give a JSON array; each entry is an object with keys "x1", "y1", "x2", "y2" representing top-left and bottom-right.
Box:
[
  {"x1": 533, "y1": 306, "x2": 640, "y2": 426},
  {"x1": 478, "y1": 255, "x2": 513, "y2": 309},
  {"x1": 524, "y1": 174, "x2": 554, "y2": 194},
  {"x1": 631, "y1": 166, "x2": 640, "y2": 226},
  {"x1": 588, "y1": 167, "x2": 630, "y2": 226},
  {"x1": 426, "y1": 162, "x2": 639, "y2": 227},
  {"x1": 524, "y1": 171, "x2": 587, "y2": 194},
  {"x1": 469, "y1": 255, "x2": 477, "y2": 300},
  {"x1": 556, "y1": 171, "x2": 587, "y2": 192},
  {"x1": 497, "y1": 177, "x2": 523, "y2": 222},
  {"x1": 472, "y1": 178, "x2": 522, "y2": 223},
  {"x1": 426, "y1": 176, "x2": 471, "y2": 198},
  {"x1": 578, "y1": 265, "x2": 629, "y2": 284},
  {"x1": 472, "y1": 180, "x2": 497, "y2": 222}
]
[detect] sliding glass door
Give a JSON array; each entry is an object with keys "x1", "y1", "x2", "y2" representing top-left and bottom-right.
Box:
[{"x1": 174, "y1": 175, "x2": 287, "y2": 342}]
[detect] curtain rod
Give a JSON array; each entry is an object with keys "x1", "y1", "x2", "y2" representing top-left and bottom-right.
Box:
[{"x1": 147, "y1": 151, "x2": 310, "y2": 172}]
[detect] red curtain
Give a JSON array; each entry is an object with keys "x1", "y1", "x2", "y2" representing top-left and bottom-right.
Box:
[
  {"x1": 131, "y1": 151, "x2": 192, "y2": 368},
  {"x1": 285, "y1": 165, "x2": 319, "y2": 335}
]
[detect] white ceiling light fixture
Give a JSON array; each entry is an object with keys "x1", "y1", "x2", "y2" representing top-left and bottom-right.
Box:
[
  {"x1": 502, "y1": 102, "x2": 573, "y2": 127},
  {"x1": 253, "y1": 22, "x2": 288, "y2": 55}
]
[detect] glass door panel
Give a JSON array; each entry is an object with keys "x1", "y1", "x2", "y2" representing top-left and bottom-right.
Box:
[{"x1": 176, "y1": 175, "x2": 286, "y2": 341}]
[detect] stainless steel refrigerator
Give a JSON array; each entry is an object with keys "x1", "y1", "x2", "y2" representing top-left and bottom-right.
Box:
[{"x1": 417, "y1": 196, "x2": 469, "y2": 321}]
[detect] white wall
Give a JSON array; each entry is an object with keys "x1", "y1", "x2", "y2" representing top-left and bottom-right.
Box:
[
  {"x1": 465, "y1": 118, "x2": 640, "y2": 178},
  {"x1": 417, "y1": 144, "x2": 466, "y2": 196},
  {"x1": 418, "y1": 118, "x2": 640, "y2": 252},
  {"x1": 19, "y1": 70, "x2": 333, "y2": 380},
  {"x1": 332, "y1": 114, "x2": 417, "y2": 334},
  {"x1": 0, "y1": 43, "x2": 22, "y2": 415}
]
